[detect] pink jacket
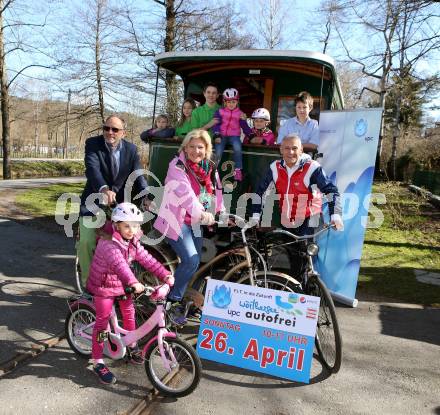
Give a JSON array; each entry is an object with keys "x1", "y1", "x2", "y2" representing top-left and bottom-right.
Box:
[
  {"x1": 86, "y1": 230, "x2": 170, "y2": 297},
  {"x1": 154, "y1": 152, "x2": 224, "y2": 241},
  {"x1": 212, "y1": 107, "x2": 253, "y2": 137},
  {"x1": 243, "y1": 128, "x2": 276, "y2": 145}
]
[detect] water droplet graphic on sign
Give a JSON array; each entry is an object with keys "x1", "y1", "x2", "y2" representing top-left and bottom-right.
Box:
[{"x1": 212, "y1": 284, "x2": 232, "y2": 308}]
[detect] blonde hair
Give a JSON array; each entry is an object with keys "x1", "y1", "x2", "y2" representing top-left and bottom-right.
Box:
[
  {"x1": 179, "y1": 129, "x2": 213, "y2": 160},
  {"x1": 154, "y1": 114, "x2": 169, "y2": 128}
]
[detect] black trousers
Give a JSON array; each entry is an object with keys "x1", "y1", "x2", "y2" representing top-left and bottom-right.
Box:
[{"x1": 281, "y1": 214, "x2": 323, "y2": 282}]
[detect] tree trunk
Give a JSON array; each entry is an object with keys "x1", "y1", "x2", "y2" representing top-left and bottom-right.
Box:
[
  {"x1": 391, "y1": 95, "x2": 402, "y2": 180},
  {"x1": 34, "y1": 100, "x2": 40, "y2": 157},
  {"x1": 375, "y1": 87, "x2": 386, "y2": 177},
  {"x1": 390, "y1": 1, "x2": 410, "y2": 181},
  {"x1": 95, "y1": 0, "x2": 105, "y2": 123},
  {"x1": 48, "y1": 131, "x2": 53, "y2": 158},
  {"x1": 63, "y1": 89, "x2": 71, "y2": 159},
  {"x1": 164, "y1": 0, "x2": 178, "y2": 125},
  {"x1": 0, "y1": 3, "x2": 11, "y2": 179}
]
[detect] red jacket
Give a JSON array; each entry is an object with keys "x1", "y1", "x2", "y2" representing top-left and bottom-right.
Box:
[
  {"x1": 273, "y1": 160, "x2": 322, "y2": 223},
  {"x1": 253, "y1": 154, "x2": 341, "y2": 227}
]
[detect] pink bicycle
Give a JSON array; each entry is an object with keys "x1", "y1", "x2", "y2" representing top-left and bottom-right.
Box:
[{"x1": 65, "y1": 283, "x2": 202, "y2": 397}]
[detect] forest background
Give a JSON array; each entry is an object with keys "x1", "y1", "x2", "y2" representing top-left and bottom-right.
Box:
[{"x1": 0, "y1": 0, "x2": 439, "y2": 182}]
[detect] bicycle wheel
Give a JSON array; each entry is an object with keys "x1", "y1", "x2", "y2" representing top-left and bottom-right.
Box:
[
  {"x1": 74, "y1": 255, "x2": 85, "y2": 293},
  {"x1": 65, "y1": 304, "x2": 95, "y2": 358},
  {"x1": 144, "y1": 337, "x2": 202, "y2": 397},
  {"x1": 131, "y1": 244, "x2": 177, "y2": 328},
  {"x1": 262, "y1": 233, "x2": 307, "y2": 281},
  {"x1": 305, "y1": 276, "x2": 342, "y2": 373},
  {"x1": 132, "y1": 243, "x2": 177, "y2": 286},
  {"x1": 235, "y1": 269, "x2": 302, "y2": 292},
  {"x1": 188, "y1": 247, "x2": 247, "y2": 294}
]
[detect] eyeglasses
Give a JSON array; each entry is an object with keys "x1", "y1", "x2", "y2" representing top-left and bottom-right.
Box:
[{"x1": 103, "y1": 125, "x2": 123, "y2": 133}]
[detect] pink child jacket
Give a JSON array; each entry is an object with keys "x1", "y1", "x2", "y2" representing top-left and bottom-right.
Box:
[
  {"x1": 243, "y1": 128, "x2": 276, "y2": 145},
  {"x1": 213, "y1": 107, "x2": 253, "y2": 137},
  {"x1": 154, "y1": 152, "x2": 224, "y2": 241},
  {"x1": 86, "y1": 230, "x2": 170, "y2": 297}
]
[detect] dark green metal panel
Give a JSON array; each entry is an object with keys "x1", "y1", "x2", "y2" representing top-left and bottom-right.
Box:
[
  {"x1": 148, "y1": 140, "x2": 179, "y2": 183},
  {"x1": 413, "y1": 170, "x2": 440, "y2": 194}
]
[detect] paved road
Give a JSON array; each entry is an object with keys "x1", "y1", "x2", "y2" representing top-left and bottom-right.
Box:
[
  {"x1": 0, "y1": 217, "x2": 153, "y2": 414},
  {"x1": 156, "y1": 302, "x2": 440, "y2": 415},
  {"x1": 0, "y1": 176, "x2": 85, "y2": 189},
  {"x1": 0, "y1": 212, "x2": 439, "y2": 414}
]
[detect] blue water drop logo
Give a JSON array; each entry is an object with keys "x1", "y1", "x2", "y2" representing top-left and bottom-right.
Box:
[
  {"x1": 355, "y1": 118, "x2": 368, "y2": 137},
  {"x1": 212, "y1": 284, "x2": 232, "y2": 308}
]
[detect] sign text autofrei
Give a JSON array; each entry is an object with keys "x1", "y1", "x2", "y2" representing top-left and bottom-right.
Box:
[{"x1": 196, "y1": 280, "x2": 320, "y2": 383}]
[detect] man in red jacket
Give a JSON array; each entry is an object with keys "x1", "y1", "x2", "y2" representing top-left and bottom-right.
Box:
[
  {"x1": 251, "y1": 134, "x2": 343, "y2": 280},
  {"x1": 252, "y1": 134, "x2": 343, "y2": 234}
]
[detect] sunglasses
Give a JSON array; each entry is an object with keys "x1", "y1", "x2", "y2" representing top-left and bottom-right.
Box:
[{"x1": 103, "y1": 125, "x2": 123, "y2": 133}]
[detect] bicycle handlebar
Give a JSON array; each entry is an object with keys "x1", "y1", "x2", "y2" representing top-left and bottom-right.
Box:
[
  {"x1": 214, "y1": 213, "x2": 251, "y2": 229},
  {"x1": 268, "y1": 223, "x2": 335, "y2": 241},
  {"x1": 124, "y1": 284, "x2": 163, "y2": 296}
]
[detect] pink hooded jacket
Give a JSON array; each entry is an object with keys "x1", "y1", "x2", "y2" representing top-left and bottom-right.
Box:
[
  {"x1": 243, "y1": 127, "x2": 276, "y2": 145},
  {"x1": 86, "y1": 229, "x2": 170, "y2": 297},
  {"x1": 154, "y1": 152, "x2": 224, "y2": 241}
]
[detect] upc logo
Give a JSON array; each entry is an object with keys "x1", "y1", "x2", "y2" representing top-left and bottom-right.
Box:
[
  {"x1": 355, "y1": 118, "x2": 368, "y2": 137},
  {"x1": 212, "y1": 284, "x2": 232, "y2": 308}
]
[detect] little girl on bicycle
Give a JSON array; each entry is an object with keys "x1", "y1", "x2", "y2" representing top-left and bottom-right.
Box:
[
  {"x1": 86, "y1": 202, "x2": 174, "y2": 385},
  {"x1": 212, "y1": 88, "x2": 253, "y2": 181}
]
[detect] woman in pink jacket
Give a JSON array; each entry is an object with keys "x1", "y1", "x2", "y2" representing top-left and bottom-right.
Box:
[
  {"x1": 154, "y1": 129, "x2": 224, "y2": 325},
  {"x1": 86, "y1": 202, "x2": 173, "y2": 385}
]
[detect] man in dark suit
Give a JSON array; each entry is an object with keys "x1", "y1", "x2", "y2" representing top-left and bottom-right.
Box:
[{"x1": 77, "y1": 115, "x2": 148, "y2": 284}]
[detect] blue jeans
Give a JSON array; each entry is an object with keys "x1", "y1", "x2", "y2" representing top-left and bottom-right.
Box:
[
  {"x1": 214, "y1": 135, "x2": 243, "y2": 169},
  {"x1": 167, "y1": 223, "x2": 203, "y2": 302}
]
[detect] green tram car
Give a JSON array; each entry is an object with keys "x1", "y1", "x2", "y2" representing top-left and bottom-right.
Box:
[{"x1": 144, "y1": 49, "x2": 344, "y2": 227}]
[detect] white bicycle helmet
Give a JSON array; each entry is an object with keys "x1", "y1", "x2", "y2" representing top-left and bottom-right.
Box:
[
  {"x1": 251, "y1": 108, "x2": 270, "y2": 121},
  {"x1": 111, "y1": 202, "x2": 144, "y2": 222},
  {"x1": 223, "y1": 88, "x2": 239, "y2": 101}
]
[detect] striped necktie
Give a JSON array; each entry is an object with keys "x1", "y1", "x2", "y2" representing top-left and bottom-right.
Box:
[{"x1": 110, "y1": 147, "x2": 118, "y2": 179}]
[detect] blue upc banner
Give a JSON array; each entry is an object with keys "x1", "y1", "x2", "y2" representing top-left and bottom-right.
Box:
[
  {"x1": 196, "y1": 280, "x2": 319, "y2": 383},
  {"x1": 317, "y1": 108, "x2": 383, "y2": 306}
]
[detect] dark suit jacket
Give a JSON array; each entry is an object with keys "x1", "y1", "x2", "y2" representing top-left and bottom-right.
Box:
[{"x1": 80, "y1": 135, "x2": 148, "y2": 216}]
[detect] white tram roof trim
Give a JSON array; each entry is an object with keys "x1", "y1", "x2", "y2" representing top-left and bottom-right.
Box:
[{"x1": 155, "y1": 50, "x2": 337, "y2": 67}]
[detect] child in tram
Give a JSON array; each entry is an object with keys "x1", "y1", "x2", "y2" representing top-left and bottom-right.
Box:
[
  {"x1": 212, "y1": 88, "x2": 253, "y2": 181},
  {"x1": 243, "y1": 107, "x2": 275, "y2": 146},
  {"x1": 140, "y1": 114, "x2": 175, "y2": 142},
  {"x1": 175, "y1": 98, "x2": 197, "y2": 138},
  {"x1": 86, "y1": 203, "x2": 174, "y2": 385}
]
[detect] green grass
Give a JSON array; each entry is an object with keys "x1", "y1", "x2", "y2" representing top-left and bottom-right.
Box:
[
  {"x1": 358, "y1": 182, "x2": 440, "y2": 306},
  {"x1": 15, "y1": 183, "x2": 83, "y2": 217},
  {"x1": 0, "y1": 160, "x2": 84, "y2": 179}
]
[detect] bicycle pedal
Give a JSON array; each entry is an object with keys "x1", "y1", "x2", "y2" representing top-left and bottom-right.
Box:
[{"x1": 184, "y1": 301, "x2": 194, "y2": 316}]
